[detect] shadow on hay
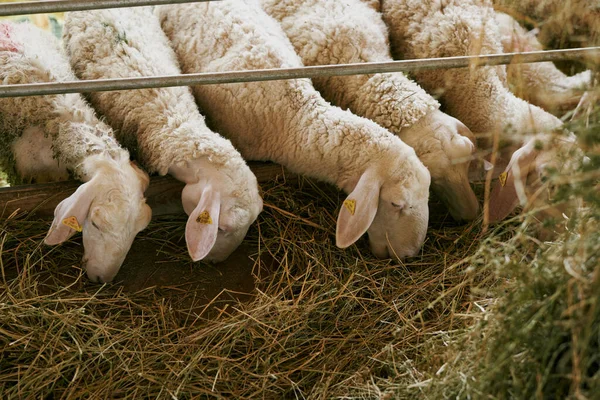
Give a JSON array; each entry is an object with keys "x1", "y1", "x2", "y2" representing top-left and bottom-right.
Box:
[
  {"x1": 0, "y1": 173, "x2": 472, "y2": 318},
  {"x1": 0, "y1": 173, "x2": 490, "y2": 398}
]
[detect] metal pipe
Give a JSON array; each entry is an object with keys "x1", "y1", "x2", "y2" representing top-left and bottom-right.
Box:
[
  {"x1": 0, "y1": 0, "x2": 216, "y2": 17},
  {"x1": 0, "y1": 47, "x2": 597, "y2": 98}
]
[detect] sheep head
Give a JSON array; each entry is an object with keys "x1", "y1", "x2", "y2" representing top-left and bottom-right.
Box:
[
  {"x1": 44, "y1": 155, "x2": 152, "y2": 283},
  {"x1": 488, "y1": 133, "x2": 581, "y2": 225},
  {"x1": 171, "y1": 158, "x2": 263, "y2": 263},
  {"x1": 337, "y1": 150, "x2": 431, "y2": 260},
  {"x1": 400, "y1": 110, "x2": 479, "y2": 221}
]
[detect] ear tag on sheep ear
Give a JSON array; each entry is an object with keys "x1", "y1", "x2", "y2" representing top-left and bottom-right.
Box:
[
  {"x1": 196, "y1": 210, "x2": 213, "y2": 225},
  {"x1": 499, "y1": 171, "x2": 508, "y2": 187},
  {"x1": 62, "y1": 216, "x2": 83, "y2": 232},
  {"x1": 336, "y1": 169, "x2": 381, "y2": 249},
  {"x1": 343, "y1": 199, "x2": 356, "y2": 216}
]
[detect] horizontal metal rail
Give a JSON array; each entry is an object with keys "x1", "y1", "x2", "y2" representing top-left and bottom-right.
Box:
[
  {"x1": 0, "y1": 0, "x2": 216, "y2": 17},
  {"x1": 0, "y1": 47, "x2": 597, "y2": 98}
]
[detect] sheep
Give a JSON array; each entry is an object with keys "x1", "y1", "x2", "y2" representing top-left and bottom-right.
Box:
[
  {"x1": 0, "y1": 21, "x2": 152, "y2": 283},
  {"x1": 260, "y1": 0, "x2": 480, "y2": 222},
  {"x1": 62, "y1": 7, "x2": 263, "y2": 263},
  {"x1": 378, "y1": 0, "x2": 581, "y2": 224},
  {"x1": 156, "y1": 0, "x2": 432, "y2": 260},
  {"x1": 495, "y1": 11, "x2": 591, "y2": 112}
]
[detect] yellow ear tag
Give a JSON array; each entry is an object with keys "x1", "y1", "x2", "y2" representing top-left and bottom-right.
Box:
[
  {"x1": 62, "y1": 216, "x2": 83, "y2": 232},
  {"x1": 499, "y1": 171, "x2": 508, "y2": 187},
  {"x1": 343, "y1": 199, "x2": 356, "y2": 216},
  {"x1": 196, "y1": 210, "x2": 213, "y2": 225}
]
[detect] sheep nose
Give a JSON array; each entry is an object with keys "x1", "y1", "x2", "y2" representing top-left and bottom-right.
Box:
[
  {"x1": 84, "y1": 260, "x2": 116, "y2": 283},
  {"x1": 86, "y1": 272, "x2": 102, "y2": 283},
  {"x1": 387, "y1": 242, "x2": 421, "y2": 261},
  {"x1": 86, "y1": 271, "x2": 112, "y2": 284},
  {"x1": 393, "y1": 246, "x2": 418, "y2": 261}
]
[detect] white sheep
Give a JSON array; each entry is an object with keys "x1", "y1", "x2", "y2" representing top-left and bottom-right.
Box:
[
  {"x1": 260, "y1": 0, "x2": 480, "y2": 221},
  {"x1": 157, "y1": 0, "x2": 432, "y2": 260},
  {"x1": 495, "y1": 11, "x2": 591, "y2": 112},
  {"x1": 0, "y1": 21, "x2": 152, "y2": 283},
  {"x1": 378, "y1": 0, "x2": 581, "y2": 223},
  {"x1": 62, "y1": 7, "x2": 263, "y2": 263}
]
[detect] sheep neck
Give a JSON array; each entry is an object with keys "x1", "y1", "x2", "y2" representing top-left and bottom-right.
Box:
[{"x1": 258, "y1": 81, "x2": 400, "y2": 193}]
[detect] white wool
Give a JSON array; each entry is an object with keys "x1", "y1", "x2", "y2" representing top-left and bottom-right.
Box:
[
  {"x1": 63, "y1": 8, "x2": 251, "y2": 179},
  {"x1": 261, "y1": 0, "x2": 438, "y2": 128},
  {"x1": 379, "y1": 0, "x2": 564, "y2": 138},
  {"x1": 260, "y1": 0, "x2": 480, "y2": 221},
  {"x1": 0, "y1": 22, "x2": 152, "y2": 283},
  {"x1": 63, "y1": 7, "x2": 263, "y2": 263},
  {"x1": 495, "y1": 11, "x2": 591, "y2": 111},
  {"x1": 0, "y1": 21, "x2": 128, "y2": 183},
  {"x1": 157, "y1": 0, "x2": 433, "y2": 260},
  {"x1": 379, "y1": 0, "x2": 581, "y2": 227}
]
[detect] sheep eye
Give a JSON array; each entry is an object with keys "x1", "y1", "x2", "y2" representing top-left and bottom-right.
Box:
[
  {"x1": 391, "y1": 202, "x2": 403, "y2": 208},
  {"x1": 91, "y1": 221, "x2": 101, "y2": 230}
]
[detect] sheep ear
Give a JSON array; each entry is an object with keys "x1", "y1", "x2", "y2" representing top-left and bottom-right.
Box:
[
  {"x1": 185, "y1": 186, "x2": 220, "y2": 261},
  {"x1": 44, "y1": 180, "x2": 96, "y2": 245},
  {"x1": 488, "y1": 144, "x2": 539, "y2": 222},
  {"x1": 336, "y1": 169, "x2": 381, "y2": 248}
]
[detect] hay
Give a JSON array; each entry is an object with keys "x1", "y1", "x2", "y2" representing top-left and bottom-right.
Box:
[
  {"x1": 6, "y1": 142, "x2": 596, "y2": 398},
  {"x1": 3, "y1": 102, "x2": 597, "y2": 400},
  {"x1": 0, "y1": 175, "x2": 500, "y2": 398},
  {"x1": 1, "y1": 1, "x2": 599, "y2": 398},
  {"x1": 374, "y1": 91, "x2": 600, "y2": 399}
]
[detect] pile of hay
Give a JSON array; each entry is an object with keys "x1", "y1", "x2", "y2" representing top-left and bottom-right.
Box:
[
  {"x1": 1, "y1": 2, "x2": 599, "y2": 398},
  {"x1": 2, "y1": 102, "x2": 597, "y2": 397},
  {"x1": 0, "y1": 175, "x2": 495, "y2": 398},
  {"x1": 404, "y1": 100, "x2": 600, "y2": 399}
]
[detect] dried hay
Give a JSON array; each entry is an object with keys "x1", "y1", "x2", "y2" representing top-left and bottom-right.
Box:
[
  {"x1": 0, "y1": 175, "x2": 498, "y2": 398},
  {"x1": 1, "y1": 1, "x2": 599, "y2": 398},
  {"x1": 2, "y1": 104, "x2": 597, "y2": 397}
]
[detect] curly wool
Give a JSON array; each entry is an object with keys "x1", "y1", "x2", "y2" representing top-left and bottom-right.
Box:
[
  {"x1": 156, "y1": 0, "x2": 423, "y2": 192},
  {"x1": 261, "y1": 0, "x2": 439, "y2": 131},
  {"x1": 0, "y1": 21, "x2": 127, "y2": 184},
  {"x1": 495, "y1": 11, "x2": 591, "y2": 110},
  {"x1": 380, "y1": 0, "x2": 563, "y2": 139},
  {"x1": 62, "y1": 7, "x2": 249, "y2": 185}
]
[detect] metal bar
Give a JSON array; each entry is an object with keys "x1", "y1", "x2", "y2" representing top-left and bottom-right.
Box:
[
  {"x1": 0, "y1": 47, "x2": 598, "y2": 98},
  {"x1": 0, "y1": 0, "x2": 217, "y2": 17}
]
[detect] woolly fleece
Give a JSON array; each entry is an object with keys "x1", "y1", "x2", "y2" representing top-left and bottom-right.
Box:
[
  {"x1": 0, "y1": 22, "x2": 127, "y2": 184},
  {"x1": 495, "y1": 11, "x2": 591, "y2": 111},
  {"x1": 62, "y1": 7, "x2": 253, "y2": 192},
  {"x1": 379, "y1": 0, "x2": 564, "y2": 139},
  {"x1": 261, "y1": 0, "x2": 483, "y2": 223},
  {"x1": 156, "y1": 0, "x2": 427, "y2": 194},
  {"x1": 261, "y1": 0, "x2": 439, "y2": 132}
]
